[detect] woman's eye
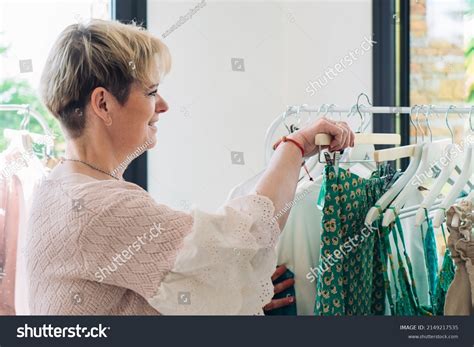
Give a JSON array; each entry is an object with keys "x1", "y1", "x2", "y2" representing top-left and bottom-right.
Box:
[{"x1": 148, "y1": 89, "x2": 158, "y2": 97}]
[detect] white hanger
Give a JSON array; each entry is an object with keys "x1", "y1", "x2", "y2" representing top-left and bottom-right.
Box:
[
  {"x1": 315, "y1": 96, "x2": 402, "y2": 147},
  {"x1": 414, "y1": 105, "x2": 458, "y2": 226},
  {"x1": 432, "y1": 106, "x2": 474, "y2": 228},
  {"x1": 338, "y1": 104, "x2": 377, "y2": 178},
  {"x1": 382, "y1": 106, "x2": 450, "y2": 226},
  {"x1": 365, "y1": 106, "x2": 424, "y2": 225},
  {"x1": 2, "y1": 105, "x2": 54, "y2": 157},
  {"x1": 315, "y1": 119, "x2": 400, "y2": 178},
  {"x1": 315, "y1": 103, "x2": 401, "y2": 146},
  {"x1": 371, "y1": 106, "x2": 418, "y2": 163}
]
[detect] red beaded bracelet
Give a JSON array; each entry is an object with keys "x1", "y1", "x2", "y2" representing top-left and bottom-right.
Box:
[
  {"x1": 272, "y1": 136, "x2": 305, "y2": 157},
  {"x1": 272, "y1": 136, "x2": 313, "y2": 181}
]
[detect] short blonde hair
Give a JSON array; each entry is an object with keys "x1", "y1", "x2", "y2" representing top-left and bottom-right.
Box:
[{"x1": 40, "y1": 19, "x2": 171, "y2": 138}]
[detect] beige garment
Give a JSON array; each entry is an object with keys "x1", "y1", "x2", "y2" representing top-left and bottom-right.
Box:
[
  {"x1": 444, "y1": 199, "x2": 474, "y2": 315},
  {"x1": 26, "y1": 173, "x2": 280, "y2": 315}
]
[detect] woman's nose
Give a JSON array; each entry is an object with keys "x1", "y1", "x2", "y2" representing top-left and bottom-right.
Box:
[{"x1": 156, "y1": 96, "x2": 169, "y2": 114}]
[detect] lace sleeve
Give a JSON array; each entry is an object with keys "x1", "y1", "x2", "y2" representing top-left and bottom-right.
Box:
[{"x1": 148, "y1": 194, "x2": 281, "y2": 315}]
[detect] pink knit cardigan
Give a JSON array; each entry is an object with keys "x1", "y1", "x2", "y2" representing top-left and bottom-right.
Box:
[{"x1": 25, "y1": 173, "x2": 280, "y2": 315}]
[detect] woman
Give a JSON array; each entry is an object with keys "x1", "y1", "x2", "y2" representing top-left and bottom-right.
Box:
[{"x1": 26, "y1": 19, "x2": 354, "y2": 315}]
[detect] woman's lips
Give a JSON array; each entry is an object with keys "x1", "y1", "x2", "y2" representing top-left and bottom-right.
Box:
[{"x1": 148, "y1": 118, "x2": 158, "y2": 129}]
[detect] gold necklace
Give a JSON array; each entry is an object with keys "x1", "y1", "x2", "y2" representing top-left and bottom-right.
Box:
[{"x1": 61, "y1": 158, "x2": 120, "y2": 180}]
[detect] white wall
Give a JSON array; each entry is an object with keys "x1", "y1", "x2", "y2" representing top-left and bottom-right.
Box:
[{"x1": 147, "y1": 0, "x2": 372, "y2": 212}]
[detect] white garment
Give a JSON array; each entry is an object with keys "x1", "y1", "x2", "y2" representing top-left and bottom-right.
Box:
[
  {"x1": 400, "y1": 192, "x2": 431, "y2": 308},
  {"x1": 228, "y1": 173, "x2": 323, "y2": 315},
  {"x1": 382, "y1": 191, "x2": 431, "y2": 314},
  {"x1": 276, "y1": 179, "x2": 322, "y2": 315},
  {"x1": 227, "y1": 170, "x2": 264, "y2": 201},
  {"x1": 150, "y1": 195, "x2": 280, "y2": 315}
]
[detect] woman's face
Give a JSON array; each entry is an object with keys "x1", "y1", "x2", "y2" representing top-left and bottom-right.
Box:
[{"x1": 107, "y1": 60, "x2": 168, "y2": 156}]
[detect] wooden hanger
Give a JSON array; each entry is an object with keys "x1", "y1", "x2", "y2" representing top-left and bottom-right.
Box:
[{"x1": 314, "y1": 133, "x2": 401, "y2": 146}]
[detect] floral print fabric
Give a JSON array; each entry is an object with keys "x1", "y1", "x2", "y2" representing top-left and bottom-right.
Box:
[{"x1": 314, "y1": 166, "x2": 386, "y2": 316}]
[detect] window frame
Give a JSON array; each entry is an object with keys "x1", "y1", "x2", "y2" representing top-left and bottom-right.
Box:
[{"x1": 372, "y1": 0, "x2": 411, "y2": 169}]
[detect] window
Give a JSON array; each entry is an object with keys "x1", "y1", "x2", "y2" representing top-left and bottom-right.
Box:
[
  {"x1": 409, "y1": 0, "x2": 474, "y2": 143},
  {"x1": 0, "y1": 0, "x2": 112, "y2": 155}
]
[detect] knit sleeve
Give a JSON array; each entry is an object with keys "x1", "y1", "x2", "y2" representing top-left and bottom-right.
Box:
[{"x1": 79, "y1": 189, "x2": 281, "y2": 315}]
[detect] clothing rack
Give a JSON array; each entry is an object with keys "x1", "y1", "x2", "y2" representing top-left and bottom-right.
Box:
[
  {"x1": 0, "y1": 104, "x2": 53, "y2": 137},
  {"x1": 284, "y1": 105, "x2": 474, "y2": 115},
  {"x1": 1, "y1": 104, "x2": 55, "y2": 157},
  {"x1": 398, "y1": 197, "x2": 461, "y2": 221},
  {"x1": 265, "y1": 104, "x2": 474, "y2": 164}
]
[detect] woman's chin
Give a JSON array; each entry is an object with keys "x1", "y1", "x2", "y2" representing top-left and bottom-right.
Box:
[
  {"x1": 145, "y1": 131, "x2": 157, "y2": 148},
  {"x1": 146, "y1": 125, "x2": 157, "y2": 138}
]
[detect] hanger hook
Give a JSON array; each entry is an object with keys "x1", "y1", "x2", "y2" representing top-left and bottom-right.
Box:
[
  {"x1": 292, "y1": 105, "x2": 304, "y2": 131},
  {"x1": 323, "y1": 103, "x2": 337, "y2": 119},
  {"x1": 445, "y1": 105, "x2": 456, "y2": 144},
  {"x1": 424, "y1": 105, "x2": 433, "y2": 142},
  {"x1": 305, "y1": 105, "x2": 313, "y2": 125},
  {"x1": 20, "y1": 104, "x2": 31, "y2": 131},
  {"x1": 282, "y1": 105, "x2": 293, "y2": 120},
  {"x1": 346, "y1": 104, "x2": 361, "y2": 132},
  {"x1": 356, "y1": 93, "x2": 373, "y2": 132},
  {"x1": 416, "y1": 106, "x2": 425, "y2": 142},
  {"x1": 409, "y1": 105, "x2": 419, "y2": 144},
  {"x1": 317, "y1": 104, "x2": 329, "y2": 117},
  {"x1": 468, "y1": 105, "x2": 474, "y2": 132},
  {"x1": 345, "y1": 104, "x2": 358, "y2": 118},
  {"x1": 363, "y1": 111, "x2": 372, "y2": 132},
  {"x1": 282, "y1": 105, "x2": 295, "y2": 133}
]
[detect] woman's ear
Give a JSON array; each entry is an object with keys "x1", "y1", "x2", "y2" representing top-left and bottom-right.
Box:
[{"x1": 90, "y1": 87, "x2": 114, "y2": 126}]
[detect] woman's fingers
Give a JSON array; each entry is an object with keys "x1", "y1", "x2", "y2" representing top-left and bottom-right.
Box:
[
  {"x1": 337, "y1": 121, "x2": 352, "y2": 149},
  {"x1": 290, "y1": 118, "x2": 355, "y2": 158},
  {"x1": 325, "y1": 119, "x2": 355, "y2": 151},
  {"x1": 349, "y1": 125, "x2": 355, "y2": 147},
  {"x1": 263, "y1": 296, "x2": 295, "y2": 311},
  {"x1": 264, "y1": 265, "x2": 296, "y2": 312},
  {"x1": 271, "y1": 265, "x2": 287, "y2": 281},
  {"x1": 318, "y1": 119, "x2": 345, "y2": 152},
  {"x1": 273, "y1": 278, "x2": 295, "y2": 294},
  {"x1": 335, "y1": 122, "x2": 349, "y2": 150},
  {"x1": 343, "y1": 122, "x2": 355, "y2": 147}
]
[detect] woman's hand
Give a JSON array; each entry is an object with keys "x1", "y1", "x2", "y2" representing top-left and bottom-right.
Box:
[
  {"x1": 288, "y1": 117, "x2": 354, "y2": 157},
  {"x1": 254, "y1": 117, "x2": 354, "y2": 231},
  {"x1": 263, "y1": 265, "x2": 295, "y2": 312}
]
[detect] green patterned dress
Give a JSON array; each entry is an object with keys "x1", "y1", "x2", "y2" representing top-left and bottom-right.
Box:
[
  {"x1": 314, "y1": 166, "x2": 387, "y2": 315},
  {"x1": 433, "y1": 224, "x2": 455, "y2": 315}
]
